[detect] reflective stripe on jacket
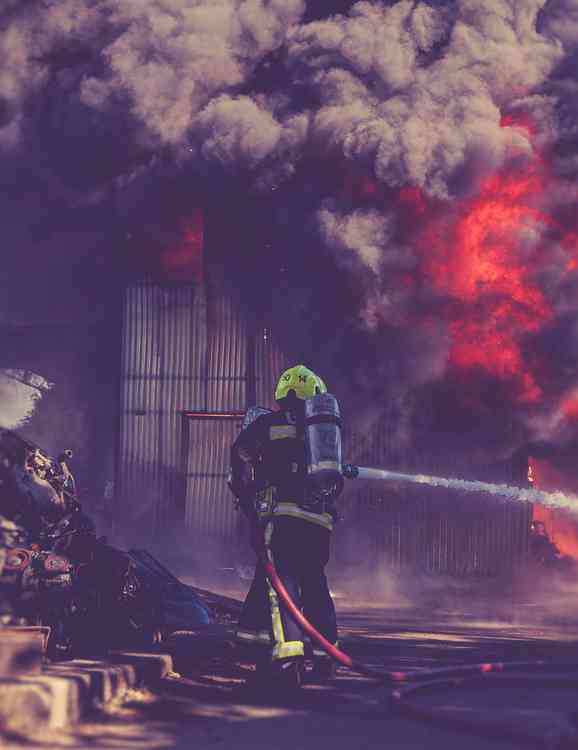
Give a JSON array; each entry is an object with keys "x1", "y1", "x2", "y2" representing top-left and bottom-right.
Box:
[{"x1": 273, "y1": 501, "x2": 333, "y2": 531}]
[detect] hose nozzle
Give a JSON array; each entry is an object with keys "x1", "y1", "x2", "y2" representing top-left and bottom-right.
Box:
[{"x1": 342, "y1": 464, "x2": 359, "y2": 479}]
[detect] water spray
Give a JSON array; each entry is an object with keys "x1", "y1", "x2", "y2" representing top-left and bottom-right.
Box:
[
  {"x1": 303, "y1": 392, "x2": 578, "y2": 514},
  {"x1": 343, "y1": 464, "x2": 578, "y2": 515}
]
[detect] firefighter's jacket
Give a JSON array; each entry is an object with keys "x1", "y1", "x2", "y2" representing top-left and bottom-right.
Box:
[{"x1": 229, "y1": 408, "x2": 335, "y2": 532}]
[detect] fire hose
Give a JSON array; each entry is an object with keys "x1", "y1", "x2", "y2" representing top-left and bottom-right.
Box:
[
  {"x1": 219, "y1": 419, "x2": 578, "y2": 744},
  {"x1": 261, "y1": 536, "x2": 578, "y2": 737},
  {"x1": 164, "y1": 538, "x2": 578, "y2": 750},
  {"x1": 239, "y1": 393, "x2": 578, "y2": 683},
  {"x1": 258, "y1": 462, "x2": 578, "y2": 687},
  {"x1": 261, "y1": 554, "x2": 384, "y2": 679},
  {"x1": 260, "y1": 546, "x2": 544, "y2": 686}
]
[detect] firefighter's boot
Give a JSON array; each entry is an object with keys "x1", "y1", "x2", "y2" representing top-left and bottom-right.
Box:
[
  {"x1": 310, "y1": 656, "x2": 336, "y2": 683},
  {"x1": 271, "y1": 657, "x2": 304, "y2": 693}
]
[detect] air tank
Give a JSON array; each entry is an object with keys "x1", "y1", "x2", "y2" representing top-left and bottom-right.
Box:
[{"x1": 304, "y1": 393, "x2": 344, "y2": 498}]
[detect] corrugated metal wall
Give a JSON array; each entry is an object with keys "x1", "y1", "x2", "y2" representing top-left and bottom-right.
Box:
[
  {"x1": 335, "y1": 410, "x2": 530, "y2": 576},
  {"x1": 118, "y1": 280, "x2": 286, "y2": 542},
  {"x1": 255, "y1": 324, "x2": 286, "y2": 409},
  {"x1": 118, "y1": 283, "x2": 207, "y2": 528},
  {"x1": 119, "y1": 281, "x2": 529, "y2": 575}
]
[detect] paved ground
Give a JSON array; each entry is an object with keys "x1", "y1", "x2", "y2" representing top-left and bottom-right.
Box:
[
  {"x1": 3, "y1": 608, "x2": 578, "y2": 750},
  {"x1": 0, "y1": 676, "x2": 521, "y2": 750}
]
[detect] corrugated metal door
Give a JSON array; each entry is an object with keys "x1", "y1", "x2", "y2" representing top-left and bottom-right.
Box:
[
  {"x1": 118, "y1": 280, "x2": 288, "y2": 536},
  {"x1": 118, "y1": 283, "x2": 209, "y2": 527},
  {"x1": 183, "y1": 415, "x2": 243, "y2": 543}
]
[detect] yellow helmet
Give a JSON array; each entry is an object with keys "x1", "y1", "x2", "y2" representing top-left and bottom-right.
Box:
[{"x1": 274, "y1": 365, "x2": 327, "y2": 402}]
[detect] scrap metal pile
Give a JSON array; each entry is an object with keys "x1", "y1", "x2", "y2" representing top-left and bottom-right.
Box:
[{"x1": 0, "y1": 429, "x2": 211, "y2": 658}]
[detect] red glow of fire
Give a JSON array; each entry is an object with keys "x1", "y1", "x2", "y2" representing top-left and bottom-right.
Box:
[
  {"x1": 401, "y1": 273, "x2": 416, "y2": 289},
  {"x1": 399, "y1": 186, "x2": 428, "y2": 215},
  {"x1": 161, "y1": 210, "x2": 204, "y2": 281},
  {"x1": 500, "y1": 113, "x2": 537, "y2": 140},
  {"x1": 358, "y1": 176, "x2": 378, "y2": 197},
  {"x1": 340, "y1": 168, "x2": 382, "y2": 203},
  {"x1": 561, "y1": 395, "x2": 578, "y2": 420},
  {"x1": 529, "y1": 456, "x2": 578, "y2": 560},
  {"x1": 339, "y1": 114, "x2": 578, "y2": 410},
  {"x1": 412, "y1": 114, "x2": 561, "y2": 403},
  {"x1": 561, "y1": 232, "x2": 578, "y2": 273}
]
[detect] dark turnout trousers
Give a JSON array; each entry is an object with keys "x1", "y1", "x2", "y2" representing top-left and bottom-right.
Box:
[{"x1": 237, "y1": 515, "x2": 338, "y2": 661}]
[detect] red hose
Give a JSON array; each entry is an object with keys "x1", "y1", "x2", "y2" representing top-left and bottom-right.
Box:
[
  {"x1": 262, "y1": 557, "x2": 402, "y2": 681},
  {"x1": 262, "y1": 556, "x2": 551, "y2": 685},
  {"x1": 263, "y1": 559, "x2": 353, "y2": 669}
]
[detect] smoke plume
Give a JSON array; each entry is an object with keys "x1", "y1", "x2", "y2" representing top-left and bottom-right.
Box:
[
  {"x1": 0, "y1": 371, "x2": 53, "y2": 430},
  {"x1": 3, "y1": 0, "x2": 578, "y2": 466}
]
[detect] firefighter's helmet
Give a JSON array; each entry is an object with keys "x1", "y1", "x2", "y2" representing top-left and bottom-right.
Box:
[{"x1": 274, "y1": 365, "x2": 327, "y2": 402}]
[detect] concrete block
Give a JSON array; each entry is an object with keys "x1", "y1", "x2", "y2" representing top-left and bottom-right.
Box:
[
  {"x1": 0, "y1": 673, "x2": 83, "y2": 732},
  {"x1": 0, "y1": 650, "x2": 173, "y2": 734},
  {"x1": 108, "y1": 651, "x2": 174, "y2": 683},
  {"x1": 0, "y1": 626, "x2": 51, "y2": 654},
  {"x1": 0, "y1": 630, "x2": 45, "y2": 677},
  {"x1": 46, "y1": 660, "x2": 137, "y2": 704}
]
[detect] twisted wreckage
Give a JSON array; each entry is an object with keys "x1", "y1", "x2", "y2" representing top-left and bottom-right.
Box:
[{"x1": 0, "y1": 428, "x2": 212, "y2": 657}]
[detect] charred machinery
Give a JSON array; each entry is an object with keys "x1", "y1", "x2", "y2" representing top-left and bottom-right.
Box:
[{"x1": 0, "y1": 429, "x2": 211, "y2": 657}]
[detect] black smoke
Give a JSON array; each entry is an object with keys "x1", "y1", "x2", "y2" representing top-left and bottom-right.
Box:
[{"x1": 2, "y1": 0, "x2": 578, "y2": 487}]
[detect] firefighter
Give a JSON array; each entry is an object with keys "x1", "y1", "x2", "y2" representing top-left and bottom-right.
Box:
[{"x1": 229, "y1": 365, "x2": 343, "y2": 690}]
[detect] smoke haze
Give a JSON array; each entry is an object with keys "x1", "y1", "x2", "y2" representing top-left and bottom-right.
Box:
[
  {"x1": 0, "y1": 371, "x2": 52, "y2": 430},
  {"x1": 3, "y1": 0, "x2": 578, "y2": 470}
]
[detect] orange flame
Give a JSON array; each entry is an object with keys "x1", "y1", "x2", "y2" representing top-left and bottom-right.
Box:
[
  {"x1": 530, "y1": 457, "x2": 578, "y2": 560},
  {"x1": 341, "y1": 113, "x2": 578, "y2": 416},
  {"x1": 500, "y1": 113, "x2": 537, "y2": 139},
  {"x1": 561, "y1": 395, "x2": 578, "y2": 421},
  {"x1": 412, "y1": 115, "x2": 558, "y2": 403},
  {"x1": 562, "y1": 232, "x2": 578, "y2": 273}
]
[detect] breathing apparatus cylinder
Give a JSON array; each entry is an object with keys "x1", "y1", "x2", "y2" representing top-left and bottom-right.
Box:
[{"x1": 304, "y1": 393, "x2": 344, "y2": 499}]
